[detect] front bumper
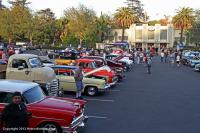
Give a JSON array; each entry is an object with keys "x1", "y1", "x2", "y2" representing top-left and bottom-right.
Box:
[
  {"x1": 98, "y1": 84, "x2": 111, "y2": 92},
  {"x1": 62, "y1": 115, "x2": 88, "y2": 133}
]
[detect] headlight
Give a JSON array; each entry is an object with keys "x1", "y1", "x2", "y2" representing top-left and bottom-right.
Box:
[{"x1": 46, "y1": 83, "x2": 51, "y2": 91}]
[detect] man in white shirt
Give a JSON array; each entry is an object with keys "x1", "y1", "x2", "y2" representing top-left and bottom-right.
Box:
[{"x1": 160, "y1": 51, "x2": 165, "y2": 62}]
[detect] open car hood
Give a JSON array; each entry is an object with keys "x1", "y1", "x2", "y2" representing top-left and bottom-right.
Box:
[{"x1": 84, "y1": 65, "x2": 111, "y2": 77}]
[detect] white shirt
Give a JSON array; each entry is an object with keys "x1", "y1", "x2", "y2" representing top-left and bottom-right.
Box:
[
  {"x1": 176, "y1": 56, "x2": 180, "y2": 61},
  {"x1": 161, "y1": 52, "x2": 165, "y2": 57}
]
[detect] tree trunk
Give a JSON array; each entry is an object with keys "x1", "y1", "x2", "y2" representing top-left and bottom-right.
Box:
[
  {"x1": 180, "y1": 27, "x2": 184, "y2": 44},
  {"x1": 121, "y1": 28, "x2": 125, "y2": 42},
  {"x1": 8, "y1": 38, "x2": 11, "y2": 45},
  {"x1": 29, "y1": 34, "x2": 33, "y2": 46},
  {"x1": 79, "y1": 39, "x2": 82, "y2": 48}
]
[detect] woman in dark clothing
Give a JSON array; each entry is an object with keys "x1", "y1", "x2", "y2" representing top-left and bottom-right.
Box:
[{"x1": 2, "y1": 92, "x2": 29, "y2": 133}]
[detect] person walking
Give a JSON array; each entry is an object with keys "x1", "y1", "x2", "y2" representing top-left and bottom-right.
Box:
[
  {"x1": 73, "y1": 67, "x2": 84, "y2": 99},
  {"x1": 176, "y1": 54, "x2": 181, "y2": 67},
  {"x1": 1, "y1": 92, "x2": 30, "y2": 133},
  {"x1": 160, "y1": 50, "x2": 165, "y2": 63},
  {"x1": 146, "y1": 56, "x2": 152, "y2": 74}
]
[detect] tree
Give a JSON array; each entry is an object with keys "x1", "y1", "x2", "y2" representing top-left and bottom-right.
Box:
[
  {"x1": 8, "y1": 0, "x2": 31, "y2": 8},
  {"x1": 148, "y1": 20, "x2": 159, "y2": 26},
  {"x1": 32, "y1": 8, "x2": 56, "y2": 45},
  {"x1": 172, "y1": 7, "x2": 194, "y2": 44},
  {"x1": 124, "y1": 0, "x2": 145, "y2": 22},
  {"x1": 64, "y1": 5, "x2": 97, "y2": 47},
  {"x1": 187, "y1": 9, "x2": 200, "y2": 47},
  {"x1": 114, "y1": 7, "x2": 135, "y2": 42},
  {"x1": 0, "y1": 9, "x2": 15, "y2": 43}
]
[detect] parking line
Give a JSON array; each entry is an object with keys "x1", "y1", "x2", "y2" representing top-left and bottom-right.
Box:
[
  {"x1": 85, "y1": 98, "x2": 114, "y2": 102},
  {"x1": 108, "y1": 89, "x2": 121, "y2": 92},
  {"x1": 87, "y1": 115, "x2": 108, "y2": 119}
]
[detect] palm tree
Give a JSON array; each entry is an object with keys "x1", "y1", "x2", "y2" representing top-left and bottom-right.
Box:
[
  {"x1": 172, "y1": 7, "x2": 194, "y2": 44},
  {"x1": 114, "y1": 7, "x2": 135, "y2": 42}
]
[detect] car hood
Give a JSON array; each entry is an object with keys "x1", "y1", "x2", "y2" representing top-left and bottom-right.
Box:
[
  {"x1": 32, "y1": 67, "x2": 56, "y2": 82},
  {"x1": 32, "y1": 97, "x2": 86, "y2": 113},
  {"x1": 84, "y1": 65, "x2": 111, "y2": 76}
]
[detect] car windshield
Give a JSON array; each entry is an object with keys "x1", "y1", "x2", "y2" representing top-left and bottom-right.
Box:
[
  {"x1": 29, "y1": 57, "x2": 42, "y2": 68},
  {"x1": 23, "y1": 86, "x2": 46, "y2": 104}
]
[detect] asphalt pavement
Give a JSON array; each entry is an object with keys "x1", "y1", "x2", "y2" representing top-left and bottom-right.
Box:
[{"x1": 65, "y1": 57, "x2": 200, "y2": 133}]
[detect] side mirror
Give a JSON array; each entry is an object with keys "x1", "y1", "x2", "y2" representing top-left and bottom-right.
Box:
[{"x1": 18, "y1": 66, "x2": 24, "y2": 70}]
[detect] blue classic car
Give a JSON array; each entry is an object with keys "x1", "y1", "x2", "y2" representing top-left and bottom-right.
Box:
[{"x1": 188, "y1": 56, "x2": 200, "y2": 67}]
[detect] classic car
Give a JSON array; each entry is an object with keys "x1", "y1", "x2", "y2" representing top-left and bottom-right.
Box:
[
  {"x1": 106, "y1": 54, "x2": 132, "y2": 71},
  {"x1": 55, "y1": 51, "x2": 78, "y2": 65},
  {"x1": 0, "y1": 80, "x2": 88, "y2": 133},
  {"x1": 188, "y1": 56, "x2": 200, "y2": 67},
  {"x1": 76, "y1": 59, "x2": 118, "y2": 85},
  {"x1": 50, "y1": 65, "x2": 110, "y2": 96},
  {"x1": 80, "y1": 56, "x2": 125, "y2": 80},
  {"x1": 194, "y1": 63, "x2": 200, "y2": 71}
]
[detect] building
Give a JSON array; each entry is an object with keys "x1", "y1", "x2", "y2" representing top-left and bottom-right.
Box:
[{"x1": 105, "y1": 24, "x2": 186, "y2": 50}]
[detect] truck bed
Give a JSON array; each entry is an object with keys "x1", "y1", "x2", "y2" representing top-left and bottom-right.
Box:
[{"x1": 0, "y1": 65, "x2": 6, "y2": 79}]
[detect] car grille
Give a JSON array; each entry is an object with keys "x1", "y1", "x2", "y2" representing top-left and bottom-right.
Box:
[{"x1": 49, "y1": 79, "x2": 59, "y2": 96}]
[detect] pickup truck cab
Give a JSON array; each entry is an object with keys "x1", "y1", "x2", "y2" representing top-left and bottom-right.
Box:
[
  {"x1": 0, "y1": 80, "x2": 88, "y2": 133},
  {"x1": 0, "y1": 54, "x2": 60, "y2": 96}
]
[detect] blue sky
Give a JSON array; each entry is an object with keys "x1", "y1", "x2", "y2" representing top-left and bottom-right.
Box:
[{"x1": 2, "y1": 0, "x2": 199, "y2": 20}]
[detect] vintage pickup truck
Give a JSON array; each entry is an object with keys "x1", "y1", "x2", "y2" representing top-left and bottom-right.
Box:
[
  {"x1": 51, "y1": 65, "x2": 110, "y2": 96},
  {"x1": 0, "y1": 80, "x2": 88, "y2": 133},
  {"x1": 0, "y1": 54, "x2": 60, "y2": 96}
]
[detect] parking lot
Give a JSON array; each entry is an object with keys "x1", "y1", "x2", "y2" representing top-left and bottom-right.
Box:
[{"x1": 65, "y1": 57, "x2": 200, "y2": 133}]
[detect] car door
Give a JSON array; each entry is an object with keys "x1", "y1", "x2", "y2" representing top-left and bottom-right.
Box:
[
  {"x1": 6, "y1": 59, "x2": 33, "y2": 81},
  {"x1": 58, "y1": 69, "x2": 76, "y2": 92}
]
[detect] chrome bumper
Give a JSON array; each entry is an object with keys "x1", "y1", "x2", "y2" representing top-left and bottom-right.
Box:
[
  {"x1": 98, "y1": 84, "x2": 110, "y2": 92},
  {"x1": 62, "y1": 115, "x2": 88, "y2": 133},
  {"x1": 109, "y1": 80, "x2": 118, "y2": 86}
]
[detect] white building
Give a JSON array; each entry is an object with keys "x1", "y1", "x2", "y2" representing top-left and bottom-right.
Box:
[{"x1": 105, "y1": 24, "x2": 186, "y2": 50}]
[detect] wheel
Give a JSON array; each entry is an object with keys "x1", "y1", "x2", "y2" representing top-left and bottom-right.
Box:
[
  {"x1": 40, "y1": 123, "x2": 62, "y2": 133},
  {"x1": 85, "y1": 86, "x2": 98, "y2": 96}
]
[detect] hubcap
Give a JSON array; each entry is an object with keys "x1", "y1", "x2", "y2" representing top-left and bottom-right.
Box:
[
  {"x1": 88, "y1": 87, "x2": 96, "y2": 96},
  {"x1": 42, "y1": 124, "x2": 57, "y2": 133}
]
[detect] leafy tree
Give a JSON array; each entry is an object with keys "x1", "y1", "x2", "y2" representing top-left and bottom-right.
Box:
[
  {"x1": 32, "y1": 8, "x2": 56, "y2": 45},
  {"x1": 187, "y1": 9, "x2": 200, "y2": 47},
  {"x1": 114, "y1": 7, "x2": 135, "y2": 42},
  {"x1": 125, "y1": 0, "x2": 146, "y2": 22},
  {"x1": 148, "y1": 20, "x2": 159, "y2": 26},
  {"x1": 172, "y1": 7, "x2": 194, "y2": 43},
  {"x1": 8, "y1": 0, "x2": 31, "y2": 8},
  {"x1": 0, "y1": 8, "x2": 15, "y2": 43},
  {"x1": 64, "y1": 5, "x2": 97, "y2": 47}
]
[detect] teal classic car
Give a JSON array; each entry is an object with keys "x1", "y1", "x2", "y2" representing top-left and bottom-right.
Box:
[{"x1": 51, "y1": 65, "x2": 110, "y2": 96}]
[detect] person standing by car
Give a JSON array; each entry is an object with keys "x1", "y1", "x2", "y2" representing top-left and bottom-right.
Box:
[
  {"x1": 2, "y1": 92, "x2": 29, "y2": 133},
  {"x1": 73, "y1": 67, "x2": 84, "y2": 99}
]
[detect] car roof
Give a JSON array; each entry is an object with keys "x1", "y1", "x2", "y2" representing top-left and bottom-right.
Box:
[
  {"x1": 0, "y1": 80, "x2": 38, "y2": 94},
  {"x1": 9, "y1": 54, "x2": 38, "y2": 60},
  {"x1": 51, "y1": 65, "x2": 78, "y2": 70}
]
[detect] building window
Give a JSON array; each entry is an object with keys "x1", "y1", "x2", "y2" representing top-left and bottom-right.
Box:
[
  {"x1": 135, "y1": 30, "x2": 142, "y2": 39},
  {"x1": 160, "y1": 30, "x2": 167, "y2": 40},
  {"x1": 148, "y1": 30, "x2": 154, "y2": 40}
]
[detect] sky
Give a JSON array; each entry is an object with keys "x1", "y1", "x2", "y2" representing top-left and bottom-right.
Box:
[{"x1": 2, "y1": 0, "x2": 200, "y2": 20}]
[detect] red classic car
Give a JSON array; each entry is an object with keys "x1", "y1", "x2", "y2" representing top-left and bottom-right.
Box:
[
  {"x1": 76, "y1": 59, "x2": 118, "y2": 85},
  {"x1": 0, "y1": 80, "x2": 88, "y2": 133},
  {"x1": 81, "y1": 56, "x2": 125, "y2": 80}
]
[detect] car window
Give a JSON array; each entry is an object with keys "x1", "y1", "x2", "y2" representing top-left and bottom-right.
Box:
[
  {"x1": 0, "y1": 92, "x2": 13, "y2": 103},
  {"x1": 12, "y1": 59, "x2": 28, "y2": 68},
  {"x1": 29, "y1": 57, "x2": 42, "y2": 68},
  {"x1": 23, "y1": 86, "x2": 45, "y2": 104}
]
